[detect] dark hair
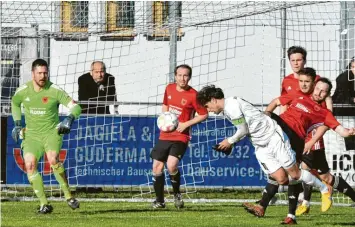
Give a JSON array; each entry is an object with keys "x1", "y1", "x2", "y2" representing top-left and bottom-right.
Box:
[
  {"x1": 32, "y1": 59, "x2": 48, "y2": 71},
  {"x1": 316, "y1": 77, "x2": 333, "y2": 95},
  {"x1": 287, "y1": 46, "x2": 307, "y2": 61},
  {"x1": 174, "y1": 64, "x2": 192, "y2": 77},
  {"x1": 197, "y1": 85, "x2": 224, "y2": 106},
  {"x1": 346, "y1": 57, "x2": 355, "y2": 71},
  {"x1": 298, "y1": 67, "x2": 317, "y2": 81}
]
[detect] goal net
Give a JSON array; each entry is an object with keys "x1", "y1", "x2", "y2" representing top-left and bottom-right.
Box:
[{"x1": 1, "y1": 1, "x2": 354, "y2": 205}]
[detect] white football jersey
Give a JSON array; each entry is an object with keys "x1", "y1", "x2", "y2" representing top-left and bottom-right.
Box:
[{"x1": 223, "y1": 96, "x2": 277, "y2": 146}]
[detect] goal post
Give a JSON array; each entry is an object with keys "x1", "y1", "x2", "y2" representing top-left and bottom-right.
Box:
[{"x1": 1, "y1": 1, "x2": 354, "y2": 205}]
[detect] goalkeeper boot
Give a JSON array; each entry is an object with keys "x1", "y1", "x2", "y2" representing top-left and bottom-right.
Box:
[
  {"x1": 38, "y1": 204, "x2": 53, "y2": 214},
  {"x1": 151, "y1": 200, "x2": 165, "y2": 209},
  {"x1": 245, "y1": 204, "x2": 265, "y2": 217},
  {"x1": 174, "y1": 193, "x2": 184, "y2": 209},
  {"x1": 280, "y1": 216, "x2": 297, "y2": 225},
  {"x1": 67, "y1": 198, "x2": 80, "y2": 210},
  {"x1": 295, "y1": 204, "x2": 310, "y2": 216}
]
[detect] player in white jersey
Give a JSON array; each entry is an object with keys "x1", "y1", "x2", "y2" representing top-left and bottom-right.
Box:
[{"x1": 196, "y1": 85, "x2": 333, "y2": 214}]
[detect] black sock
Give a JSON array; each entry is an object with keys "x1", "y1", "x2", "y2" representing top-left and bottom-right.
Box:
[
  {"x1": 259, "y1": 180, "x2": 279, "y2": 210},
  {"x1": 334, "y1": 176, "x2": 355, "y2": 202},
  {"x1": 302, "y1": 182, "x2": 313, "y2": 201},
  {"x1": 169, "y1": 170, "x2": 181, "y2": 195},
  {"x1": 288, "y1": 182, "x2": 302, "y2": 215},
  {"x1": 153, "y1": 173, "x2": 165, "y2": 203}
]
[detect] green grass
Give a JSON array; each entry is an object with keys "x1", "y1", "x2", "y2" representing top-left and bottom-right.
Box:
[{"x1": 1, "y1": 200, "x2": 354, "y2": 227}]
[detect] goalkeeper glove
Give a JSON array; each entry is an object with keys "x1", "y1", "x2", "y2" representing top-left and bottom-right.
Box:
[
  {"x1": 12, "y1": 120, "x2": 22, "y2": 144},
  {"x1": 57, "y1": 114, "x2": 75, "y2": 135}
]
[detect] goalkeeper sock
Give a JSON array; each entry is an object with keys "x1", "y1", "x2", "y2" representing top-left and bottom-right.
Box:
[
  {"x1": 153, "y1": 172, "x2": 165, "y2": 203},
  {"x1": 259, "y1": 179, "x2": 279, "y2": 210},
  {"x1": 288, "y1": 182, "x2": 302, "y2": 215},
  {"x1": 302, "y1": 182, "x2": 313, "y2": 201},
  {"x1": 333, "y1": 176, "x2": 355, "y2": 202},
  {"x1": 51, "y1": 163, "x2": 72, "y2": 200},
  {"x1": 27, "y1": 171, "x2": 48, "y2": 206},
  {"x1": 169, "y1": 170, "x2": 181, "y2": 195}
]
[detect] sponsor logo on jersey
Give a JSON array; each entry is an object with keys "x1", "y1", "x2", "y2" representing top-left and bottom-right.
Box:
[
  {"x1": 295, "y1": 103, "x2": 311, "y2": 113},
  {"x1": 30, "y1": 109, "x2": 46, "y2": 115},
  {"x1": 42, "y1": 97, "x2": 49, "y2": 104},
  {"x1": 24, "y1": 97, "x2": 30, "y2": 101},
  {"x1": 168, "y1": 95, "x2": 172, "y2": 99},
  {"x1": 287, "y1": 86, "x2": 291, "y2": 90},
  {"x1": 13, "y1": 148, "x2": 67, "y2": 175},
  {"x1": 181, "y1": 98, "x2": 187, "y2": 105},
  {"x1": 169, "y1": 105, "x2": 182, "y2": 116}
]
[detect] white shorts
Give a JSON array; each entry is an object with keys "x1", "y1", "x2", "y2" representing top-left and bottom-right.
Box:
[{"x1": 255, "y1": 125, "x2": 296, "y2": 175}]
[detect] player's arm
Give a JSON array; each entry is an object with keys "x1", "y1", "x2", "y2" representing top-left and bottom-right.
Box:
[
  {"x1": 265, "y1": 97, "x2": 281, "y2": 112},
  {"x1": 11, "y1": 86, "x2": 26, "y2": 143},
  {"x1": 56, "y1": 87, "x2": 82, "y2": 134},
  {"x1": 334, "y1": 125, "x2": 355, "y2": 137},
  {"x1": 227, "y1": 117, "x2": 249, "y2": 145},
  {"x1": 162, "y1": 104, "x2": 168, "y2": 112},
  {"x1": 324, "y1": 111, "x2": 355, "y2": 137},
  {"x1": 303, "y1": 125, "x2": 329, "y2": 154},
  {"x1": 325, "y1": 96, "x2": 333, "y2": 112}
]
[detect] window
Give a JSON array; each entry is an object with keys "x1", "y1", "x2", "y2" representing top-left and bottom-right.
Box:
[
  {"x1": 103, "y1": 1, "x2": 135, "y2": 40},
  {"x1": 148, "y1": 1, "x2": 183, "y2": 41},
  {"x1": 61, "y1": 1, "x2": 88, "y2": 33}
]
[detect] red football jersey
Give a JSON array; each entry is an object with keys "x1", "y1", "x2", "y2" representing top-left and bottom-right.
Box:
[
  {"x1": 304, "y1": 100, "x2": 327, "y2": 150},
  {"x1": 280, "y1": 96, "x2": 340, "y2": 139},
  {"x1": 159, "y1": 83, "x2": 208, "y2": 143},
  {"x1": 281, "y1": 74, "x2": 324, "y2": 150}
]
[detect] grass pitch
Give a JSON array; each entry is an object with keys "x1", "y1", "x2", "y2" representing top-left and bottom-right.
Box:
[{"x1": 1, "y1": 200, "x2": 354, "y2": 227}]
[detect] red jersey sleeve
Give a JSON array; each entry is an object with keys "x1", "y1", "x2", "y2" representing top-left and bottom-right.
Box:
[
  {"x1": 279, "y1": 94, "x2": 294, "y2": 106},
  {"x1": 281, "y1": 80, "x2": 287, "y2": 95},
  {"x1": 324, "y1": 111, "x2": 340, "y2": 130},
  {"x1": 163, "y1": 86, "x2": 168, "y2": 106},
  {"x1": 192, "y1": 95, "x2": 208, "y2": 115}
]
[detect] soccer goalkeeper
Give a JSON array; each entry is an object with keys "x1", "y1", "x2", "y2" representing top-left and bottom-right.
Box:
[{"x1": 11, "y1": 59, "x2": 82, "y2": 214}]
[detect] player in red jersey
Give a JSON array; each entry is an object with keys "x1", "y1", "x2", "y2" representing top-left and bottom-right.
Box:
[
  {"x1": 244, "y1": 70, "x2": 355, "y2": 224},
  {"x1": 150, "y1": 64, "x2": 208, "y2": 209},
  {"x1": 243, "y1": 67, "x2": 320, "y2": 222}
]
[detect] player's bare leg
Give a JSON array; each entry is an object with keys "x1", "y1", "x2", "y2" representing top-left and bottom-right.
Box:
[
  {"x1": 152, "y1": 159, "x2": 166, "y2": 208},
  {"x1": 24, "y1": 153, "x2": 52, "y2": 214},
  {"x1": 167, "y1": 155, "x2": 184, "y2": 209},
  {"x1": 47, "y1": 151, "x2": 79, "y2": 210}
]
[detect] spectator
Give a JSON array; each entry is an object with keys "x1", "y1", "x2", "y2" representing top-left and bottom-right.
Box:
[
  {"x1": 332, "y1": 58, "x2": 355, "y2": 104},
  {"x1": 78, "y1": 61, "x2": 118, "y2": 114}
]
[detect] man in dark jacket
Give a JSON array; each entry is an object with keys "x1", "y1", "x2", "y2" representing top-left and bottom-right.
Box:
[
  {"x1": 78, "y1": 61, "x2": 117, "y2": 114},
  {"x1": 332, "y1": 58, "x2": 355, "y2": 104}
]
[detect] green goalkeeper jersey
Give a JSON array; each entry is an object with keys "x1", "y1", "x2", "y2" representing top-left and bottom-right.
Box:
[{"x1": 11, "y1": 80, "x2": 81, "y2": 136}]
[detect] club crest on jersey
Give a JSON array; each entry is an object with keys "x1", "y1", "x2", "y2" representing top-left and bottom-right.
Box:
[
  {"x1": 314, "y1": 105, "x2": 321, "y2": 111},
  {"x1": 181, "y1": 98, "x2": 187, "y2": 105},
  {"x1": 42, "y1": 97, "x2": 49, "y2": 104},
  {"x1": 13, "y1": 148, "x2": 67, "y2": 175}
]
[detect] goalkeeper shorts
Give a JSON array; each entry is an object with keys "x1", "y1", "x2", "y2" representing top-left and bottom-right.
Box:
[{"x1": 21, "y1": 130, "x2": 63, "y2": 161}]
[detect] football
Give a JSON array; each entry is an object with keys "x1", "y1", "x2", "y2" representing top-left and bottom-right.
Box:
[{"x1": 157, "y1": 112, "x2": 179, "y2": 132}]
